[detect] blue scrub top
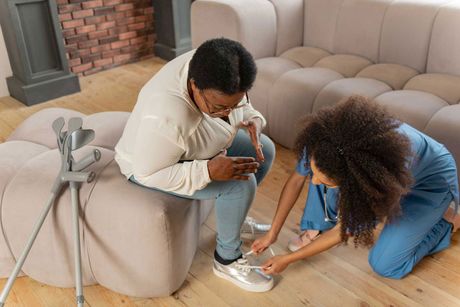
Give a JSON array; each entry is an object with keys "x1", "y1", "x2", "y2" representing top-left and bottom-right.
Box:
[{"x1": 296, "y1": 123, "x2": 459, "y2": 215}]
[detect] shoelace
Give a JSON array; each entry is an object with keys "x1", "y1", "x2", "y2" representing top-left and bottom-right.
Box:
[
  {"x1": 235, "y1": 257, "x2": 252, "y2": 272},
  {"x1": 234, "y1": 247, "x2": 276, "y2": 271}
]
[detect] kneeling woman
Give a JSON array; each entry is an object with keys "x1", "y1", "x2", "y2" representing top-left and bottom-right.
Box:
[{"x1": 252, "y1": 96, "x2": 459, "y2": 278}]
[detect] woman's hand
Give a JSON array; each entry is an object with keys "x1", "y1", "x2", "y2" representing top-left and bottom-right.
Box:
[
  {"x1": 251, "y1": 232, "x2": 277, "y2": 255},
  {"x1": 262, "y1": 255, "x2": 291, "y2": 275},
  {"x1": 239, "y1": 118, "x2": 264, "y2": 162},
  {"x1": 207, "y1": 150, "x2": 260, "y2": 181}
]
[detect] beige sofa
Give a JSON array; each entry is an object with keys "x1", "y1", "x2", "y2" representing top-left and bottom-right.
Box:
[
  {"x1": 0, "y1": 108, "x2": 213, "y2": 297},
  {"x1": 192, "y1": 0, "x2": 460, "y2": 181}
]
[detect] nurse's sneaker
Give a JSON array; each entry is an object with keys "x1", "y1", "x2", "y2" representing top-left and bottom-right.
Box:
[
  {"x1": 241, "y1": 216, "x2": 271, "y2": 235},
  {"x1": 444, "y1": 203, "x2": 460, "y2": 233},
  {"x1": 213, "y1": 255, "x2": 274, "y2": 292},
  {"x1": 287, "y1": 229, "x2": 320, "y2": 252}
]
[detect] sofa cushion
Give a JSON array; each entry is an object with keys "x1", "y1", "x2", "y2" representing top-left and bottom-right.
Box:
[
  {"x1": 268, "y1": 67, "x2": 343, "y2": 148},
  {"x1": 404, "y1": 73, "x2": 460, "y2": 105},
  {"x1": 313, "y1": 78, "x2": 391, "y2": 112},
  {"x1": 356, "y1": 64, "x2": 419, "y2": 90},
  {"x1": 374, "y1": 90, "x2": 448, "y2": 130},
  {"x1": 0, "y1": 141, "x2": 49, "y2": 192},
  {"x1": 314, "y1": 54, "x2": 372, "y2": 78},
  {"x1": 0, "y1": 141, "x2": 49, "y2": 277},
  {"x1": 280, "y1": 46, "x2": 331, "y2": 68}
]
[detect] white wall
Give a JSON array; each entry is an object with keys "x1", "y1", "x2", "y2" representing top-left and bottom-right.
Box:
[{"x1": 0, "y1": 25, "x2": 12, "y2": 98}]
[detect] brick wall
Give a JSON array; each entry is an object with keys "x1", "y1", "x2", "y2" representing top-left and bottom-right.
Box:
[{"x1": 57, "y1": 0, "x2": 155, "y2": 76}]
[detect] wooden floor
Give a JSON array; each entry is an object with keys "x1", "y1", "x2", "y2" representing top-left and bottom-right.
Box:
[{"x1": 0, "y1": 58, "x2": 459, "y2": 307}]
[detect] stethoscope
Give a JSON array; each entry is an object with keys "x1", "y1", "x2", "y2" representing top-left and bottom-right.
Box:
[{"x1": 323, "y1": 185, "x2": 338, "y2": 222}]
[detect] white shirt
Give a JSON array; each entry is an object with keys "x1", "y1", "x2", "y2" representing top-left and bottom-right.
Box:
[{"x1": 114, "y1": 50, "x2": 266, "y2": 196}]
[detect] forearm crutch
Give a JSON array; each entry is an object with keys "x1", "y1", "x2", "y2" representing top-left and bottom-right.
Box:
[{"x1": 0, "y1": 117, "x2": 101, "y2": 307}]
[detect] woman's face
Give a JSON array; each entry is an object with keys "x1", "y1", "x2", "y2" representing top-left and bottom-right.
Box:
[
  {"x1": 310, "y1": 158, "x2": 338, "y2": 188},
  {"x1": 189, "y1": 79, "x2": 246, "y2": 117}
]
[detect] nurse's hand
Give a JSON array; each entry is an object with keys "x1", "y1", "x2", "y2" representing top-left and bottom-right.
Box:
[
  {"x1": 262, "y1": 255, "x2": 290, "y2": 275},
  {"x1": 208, "y1": 150, "x2": 260, "y2": 181},
  {"x1": 251, "y1": 232, "x2": 276, "y2": 255},
  {"x1": 239, "y1": 118, "x2": 264, "y2": 162}
]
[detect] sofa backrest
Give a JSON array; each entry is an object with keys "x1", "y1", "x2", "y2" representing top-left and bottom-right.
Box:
[
  {"x1": 333, "y1": 0, "x2": 391, "y2": 63},
  {"x1": 269, "y1": 0, "x2": 304, "y2": 56},
  {"x1": 427, "y1": 1, "x2": 460, "y2": 75},
  {"x1": 302, "y1": 0, "x2": 460, "y2": 75},
  {"x1": 379, "y1": 0, "x2": 451, "y2": 73},
  {"x1": 303, "y1": 0, "x2": 343, "y2": 53}
]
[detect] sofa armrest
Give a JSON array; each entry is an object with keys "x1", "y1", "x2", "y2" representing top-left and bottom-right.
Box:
[{"x1": 191, "y1": 0, "x2": 277, "y2": 59}]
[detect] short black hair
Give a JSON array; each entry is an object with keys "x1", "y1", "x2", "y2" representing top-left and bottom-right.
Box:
[{"x1": 188, "y1": 38, "x2": 257, "y2": 95}]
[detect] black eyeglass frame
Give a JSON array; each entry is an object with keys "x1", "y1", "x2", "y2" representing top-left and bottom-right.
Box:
[{"x1": 198, "y1": 90, "x2": 250, "y2": 116}]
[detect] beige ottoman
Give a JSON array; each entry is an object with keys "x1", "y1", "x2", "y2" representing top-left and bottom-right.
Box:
[{"x1": 0, "y1": 108, "x2": 213, "y2": 297}]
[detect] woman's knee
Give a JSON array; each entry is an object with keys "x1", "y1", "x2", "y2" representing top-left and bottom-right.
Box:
[
  {"x1": 241, "y1": 173, "x2": 258, "y2": 194},
  {"x1": 223, "y1": 173, "x2": 257, "y2": 197},
  {"x1": 368, "y1": 248, "x2": 410, "y2": 279}
]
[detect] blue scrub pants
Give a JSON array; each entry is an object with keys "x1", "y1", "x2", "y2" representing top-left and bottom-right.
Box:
[
  {"x1": 131, "y1": 130, "x2": 275, "y2": 260},
  {"x1": 300, "y1": 182, "x2": 454, "y2": 279}
]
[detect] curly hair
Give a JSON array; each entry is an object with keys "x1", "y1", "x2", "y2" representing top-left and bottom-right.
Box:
[
  {"x1": 188, "y1": 38, "x2": 257, "y2": 95},
  {"x1": 295, "y1": 96, "x2": 413, "y2": 247}
]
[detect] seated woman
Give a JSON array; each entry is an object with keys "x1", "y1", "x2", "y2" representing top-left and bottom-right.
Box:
[
  {"x1": 252, "y1": 96, "x2": 459, "y2": 279},
  {"x1": 115, "y1": 38, "x2": 275, "y2": 292}
]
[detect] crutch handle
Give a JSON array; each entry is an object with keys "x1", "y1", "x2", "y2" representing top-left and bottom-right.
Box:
[
  {"x1": 72, "y1": 149, "x2": 101, "y2": 171},
  {"x1": 61, "y1": 171, "x2": 96, "y2": 183}
]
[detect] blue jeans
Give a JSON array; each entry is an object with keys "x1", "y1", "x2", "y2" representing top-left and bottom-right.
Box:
[{"x1": 130, "y1": 130, "x2": 275, "y2": 260}]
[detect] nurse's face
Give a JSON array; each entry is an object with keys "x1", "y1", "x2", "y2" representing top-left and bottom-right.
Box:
[{"x1": 310, "y1": 158, "x2": 338, "y2": 188}]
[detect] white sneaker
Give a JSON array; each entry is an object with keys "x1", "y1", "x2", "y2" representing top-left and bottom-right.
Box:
[
  {"x1": 213, "y1": 255, "x2": 274, "y2": 292},
  {"x1": 241, "y1": 216, "x2": 271, "y2": 235}
]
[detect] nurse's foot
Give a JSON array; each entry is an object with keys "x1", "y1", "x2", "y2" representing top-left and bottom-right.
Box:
[
  {"x1": 287, "y1": 229, "x2": 320, "y2": 252},
  {"x1": 443, "y1": 206, "x2": 460, "y2": 233}
]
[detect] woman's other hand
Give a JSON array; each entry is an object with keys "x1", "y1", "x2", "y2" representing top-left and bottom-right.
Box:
[
  {"x1": 239, "y1": 118, "x2": 264, "y2": 162},
  {"x1": 208, "y1": 150, "x2": 260, "y2": 181}
]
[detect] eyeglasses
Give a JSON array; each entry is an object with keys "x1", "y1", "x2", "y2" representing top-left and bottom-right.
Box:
[{"x1": 199, "y1": 90, "x2": 249, "y2": 116}]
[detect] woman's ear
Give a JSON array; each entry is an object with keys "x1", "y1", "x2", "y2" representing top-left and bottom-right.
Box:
[{"x1": 189, "y1": 79, "x2": 197, "y2": 91}]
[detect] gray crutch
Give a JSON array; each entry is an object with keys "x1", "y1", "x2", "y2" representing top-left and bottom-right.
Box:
[{"x1": 0, "y1": 117, "x2": 101, "y2": 307}]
